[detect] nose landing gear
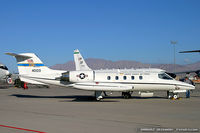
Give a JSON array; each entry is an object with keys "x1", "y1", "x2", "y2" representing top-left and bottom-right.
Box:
[{"x1": 167, "y1": 91, "x2": 180, "y2": 100}]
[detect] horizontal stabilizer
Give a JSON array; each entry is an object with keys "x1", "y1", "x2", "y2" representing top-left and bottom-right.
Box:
[
  {"x1": 5, "y1": 53, "x2": 31, "y2": 58},
  {"x1": 20, "y1": 77, "x2": 47, "y2": 85}
]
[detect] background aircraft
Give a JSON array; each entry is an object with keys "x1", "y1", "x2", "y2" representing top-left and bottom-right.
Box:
[
  {"x1": 178, "y1": 49, "x2": 200, "y2": 83},
  {"x1": 0, "y1": 64, "x2": 12, "y2": 84}
]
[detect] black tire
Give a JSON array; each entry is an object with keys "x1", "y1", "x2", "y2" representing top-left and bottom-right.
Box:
[{"x1": 122, "y1": 92, "x2": 132, "y2": 99}]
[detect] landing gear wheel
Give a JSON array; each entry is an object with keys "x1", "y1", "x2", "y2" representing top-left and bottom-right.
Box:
[
  {"x1": 173, "y1": 94, "x2": 178, "y2": 99},
  {"x1": 95, "y1": 91, "x2": 103, "y2": 101},
  {"x1": 172, "y1": 93, "x2": 179, "y2": 100},
  {"x1": 96, "y1": 96, "x2": 103, "y2": 101},
  {"x1": 122, "y1": 92, "x2": 132, "y2": 99},
  {"x1": 168, "y1": 91, "x2": 180, "y2": 100}
]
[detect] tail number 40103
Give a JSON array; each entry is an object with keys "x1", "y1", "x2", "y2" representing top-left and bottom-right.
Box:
[{"x1": 32, "y1": 69, "x2": 41, "y2": 72}]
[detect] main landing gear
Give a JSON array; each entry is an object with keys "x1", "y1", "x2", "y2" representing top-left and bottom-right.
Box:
[
  {"x1": 122, "y1": 92, "x2": 132, "y2": 99},
  {"x1": 95, "y1": 91, "x2": 103, "y2": 101}
]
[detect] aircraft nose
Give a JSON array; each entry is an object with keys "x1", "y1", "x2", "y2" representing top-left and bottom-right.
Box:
[
  {"x1": 5, "y1": 70, "x2": 10, "y2": 76},
  {"x1": 181, "y1": 82, "x2": 195, "y2": 90},
  {"x1": 191, "y1": 84, "x2": 195, "y2": 90}
]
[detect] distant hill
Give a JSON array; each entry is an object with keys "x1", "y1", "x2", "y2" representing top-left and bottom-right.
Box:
[{"x1": 50, "y1": 58, "x2": 200, "y2": 73}]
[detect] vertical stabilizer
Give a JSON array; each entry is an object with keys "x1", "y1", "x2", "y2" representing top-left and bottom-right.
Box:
[
  {"x1": 5, "y1": 53, "x2": 52, "y2": 76},
  {"x1": 6, "y1": 52, "x2": 66, "y2": 85},
  {"x1": 74, "y1": 49, "x2": 91, "y2": 71}
]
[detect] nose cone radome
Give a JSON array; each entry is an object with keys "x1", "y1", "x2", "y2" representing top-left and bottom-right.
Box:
[
  {"x1": 6, "y1": 70, "x2": 10, "y2": 76},
  {"x1": 178, "y1": 81, "x2": 195, "y2": 90},
  {"x1": 190, "y1": 84, "x2": 195, "y2": 90}
]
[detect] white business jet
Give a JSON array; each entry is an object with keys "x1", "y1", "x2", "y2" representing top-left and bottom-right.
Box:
[
  {"x1": 73, "y1": 49, "x2": 195, "y2": 100},
  {"x1": 6, "y1": 51, "x2": 195, "y2": 100}
]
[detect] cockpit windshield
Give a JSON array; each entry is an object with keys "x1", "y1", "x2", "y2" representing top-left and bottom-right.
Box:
[
  {"x1": 0, "y1": 65, "x2": 8, "y2": 70},
  {"x1": 158, "y1": 73, "x2": 173, "y2": 80}
]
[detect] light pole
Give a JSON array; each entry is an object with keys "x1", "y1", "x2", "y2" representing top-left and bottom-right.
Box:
[{"x1": 171, "y1": 41, "x2": 177, "y2": 73}]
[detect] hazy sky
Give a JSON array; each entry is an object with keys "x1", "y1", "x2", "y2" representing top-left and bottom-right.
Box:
[{"x1": 0, "y1": 0, "x2": 200, "y2": 72}]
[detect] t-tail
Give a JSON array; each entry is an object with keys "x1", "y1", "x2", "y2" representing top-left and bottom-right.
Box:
[
  {"x1": 74, "y1": 49, "x2": 91, "y2": 71},
  {"x1": 5, "y1": 53, "x2": 65, "y2": 85}
]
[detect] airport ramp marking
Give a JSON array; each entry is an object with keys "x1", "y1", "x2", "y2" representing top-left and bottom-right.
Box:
[{"x1": 0, "y1": 124, "x2": 47, "y2": 133}]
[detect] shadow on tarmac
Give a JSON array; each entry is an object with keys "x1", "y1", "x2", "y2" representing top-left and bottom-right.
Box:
[
  {"x1": 10, "y1": 94, "x2": 119, "y2": 102},
  {"x1": 10, "y1": 94, "x2": 167, "y2": 102}
]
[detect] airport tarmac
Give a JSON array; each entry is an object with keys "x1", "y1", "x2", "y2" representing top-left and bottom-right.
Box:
[{"x1": 0, "y1": 84, "x2": 200, "y2": 133}]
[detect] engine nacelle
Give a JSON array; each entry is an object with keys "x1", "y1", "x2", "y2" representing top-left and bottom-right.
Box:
[{"x1": 69, "y1": 70, "x2": 94, "y2": 82}]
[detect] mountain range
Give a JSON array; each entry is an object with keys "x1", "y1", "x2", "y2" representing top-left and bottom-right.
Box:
[{"x1": 50, "y1": 58, "x2": 200, "y2": 73}]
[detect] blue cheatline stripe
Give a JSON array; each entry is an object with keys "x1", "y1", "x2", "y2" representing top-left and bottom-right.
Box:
[{"x1": 17, "y1": 64, "x2": 45, "y2": 67}]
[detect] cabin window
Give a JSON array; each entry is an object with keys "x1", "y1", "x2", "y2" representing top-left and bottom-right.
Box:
[
  {"x1": 123, "y1": 76, "x2": 127, "y2": 80},
  {"x1": 158, "y1": 73, "x2": 173, "y2": 80},
  {"x1": 139, "y1": 76, "x2": 143, "y2": 80},
  {"x1": 131, "y1": 76, "x2": 135, "y2": 80},
  {"x1": 115, "y1": 76, "x2": 119, "y2": 80},
  {"x1": 107, "y1": 76, "x2": 111, "y2": 80}
]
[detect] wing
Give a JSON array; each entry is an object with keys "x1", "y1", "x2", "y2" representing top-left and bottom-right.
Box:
[
  {"x1": 72, "y1": 82, "x2": 133, "y2": 91},
  {"x1": 179, "y1": 50, "x2": 200, "y2": 53}
]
